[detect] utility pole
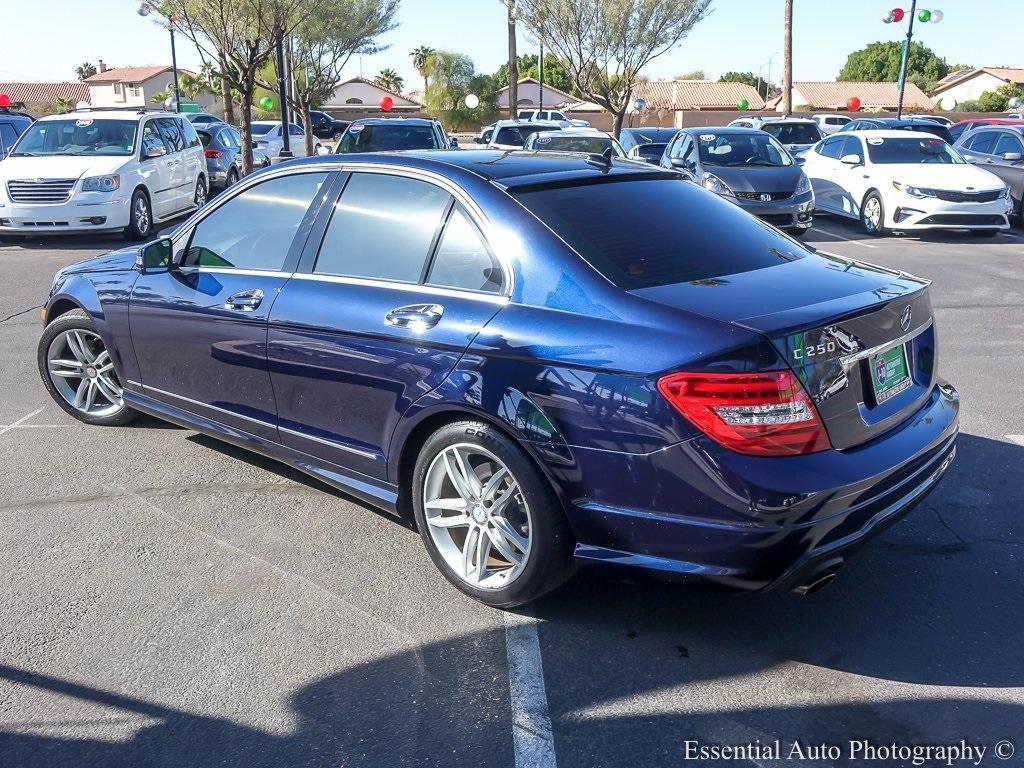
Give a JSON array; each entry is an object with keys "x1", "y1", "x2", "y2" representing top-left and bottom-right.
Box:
[
  {"x1": 506, "y1": 0, "x2": 518, "y2": 119},
  {"x1": 895, "y1": 0, "x2": 917, "y2": 118},
  {"x1": 276, "y1": 30, "x2": 291, "y2": 158},
  {"x1": 538, "y1": 39, "x2": 544, "y2": 116},
  {"x1": 781, "y1": 0, "x2": 793, "y2": 114}
]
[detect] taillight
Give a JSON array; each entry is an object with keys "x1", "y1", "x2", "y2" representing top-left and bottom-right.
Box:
[
  {"x1": 204, "y1": 149, "x2": 222, "y2": 159},
  {"x1": 656, "y1": 370, "x2": 832, "y2": 457}
]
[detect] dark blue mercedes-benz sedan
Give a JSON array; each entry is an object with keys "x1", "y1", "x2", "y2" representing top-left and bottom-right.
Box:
[{"x1": 36, "y1": 150, "x2": 959, "y2": 607}]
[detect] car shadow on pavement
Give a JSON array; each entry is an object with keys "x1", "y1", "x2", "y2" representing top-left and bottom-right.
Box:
[{"x1": 1, "y1": 433, "x2": 1018, "y2": 766}]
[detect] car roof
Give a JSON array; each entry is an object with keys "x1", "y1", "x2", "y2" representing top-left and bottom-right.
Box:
[
  {"x1": 682, "y1": 126, "x2": 763, "y2": 135},
  {"x1": 37, "y1": 109, "x2": 177, "y2": 122},
  {"x1": 842, "y1": 129, "x2": 944, "y2": 140},
  {"x1": 283, "y1": 149, "x2": 671, "y2": 189},
  {"x1": 761, "y1": 117, "x2": 817, "y2": 124},
  {"x1": 532, "y1": 128, "x2": 607, "y2": 138},
  {"x1": 952, "y1": 117, "x2": 1022, "y2": 126},
  {"x1": 492, "y1": 119, "x2": 564, "y2": 128},
  {"x1": 350, "y1": 117, "x2": 437, "y2": 126}
]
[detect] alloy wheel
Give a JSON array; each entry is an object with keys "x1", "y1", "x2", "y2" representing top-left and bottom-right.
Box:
[
  {"x1": 46, "y1": 329, "x2": 123, "y2": 417},
  {"x1": 195, "y1": 179, "x2": 207, "y2": 208},
  {"x1": 133, "y1": 195, "x2": 150, "y2": 235},
  {"x1": 422, "y1": 443, "x2": 532, "y2": 589},
  {"x1": 863, "y1": 197, "x2": 882, "y2": 231}
]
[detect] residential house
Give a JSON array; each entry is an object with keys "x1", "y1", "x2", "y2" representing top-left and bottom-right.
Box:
[
  {"x1": 323, "y1": 77, "x2": 421, "y2": 112},
  {"x1": 930, "y1": 67, "x2": 1024, "y2": 107},
  {"x1": 84, "y1": 62, "x2": 218, "y2": 110},
  {"x1": 769, "y1": 81, "x2": 933, "y2": 112},
  {"x1": 0, "y1": 82, "x2": 90, "y2": 110},
  {"x1": 630, "y1": 80, "x2": 766, "y2": 112},
  {"x1": 496, "y1": 77, "x2": 575, "y2": 110}
]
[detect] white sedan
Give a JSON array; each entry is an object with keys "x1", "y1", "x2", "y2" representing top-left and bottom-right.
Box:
[
  {"x1": 249, "y1": 120, "x2": 319, "y2": 158},
  {"x1": 802, "y1": 129, "x2": 1013, "y2": 236}
]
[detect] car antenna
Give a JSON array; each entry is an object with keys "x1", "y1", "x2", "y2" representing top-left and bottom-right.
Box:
[{"x1": 585, "y1": 146, "x2": 615, "y2": 172}]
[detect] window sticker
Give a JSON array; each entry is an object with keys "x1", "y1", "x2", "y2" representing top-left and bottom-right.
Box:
[
  {"x1": 867, "y1": 137, "x2": 884, "y2": 145},
  {"x1": 699, "y1": 134, "x2": 716, "y2": 142},
  {"x1": 75, "y1": 119, "x2": 94, "y2": 127},
  {"x1": 349, "y1": 124, "x2": 364, "y2": 133}
]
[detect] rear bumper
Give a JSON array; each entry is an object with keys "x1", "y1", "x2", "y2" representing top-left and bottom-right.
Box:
[{"x1": 560, "y1": 381, "x2": 959, "y2": 590}]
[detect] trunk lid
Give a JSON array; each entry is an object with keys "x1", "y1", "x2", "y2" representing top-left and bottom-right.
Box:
[{"x1": 632, "y1": 254, "x2": 937, "y2": 450}]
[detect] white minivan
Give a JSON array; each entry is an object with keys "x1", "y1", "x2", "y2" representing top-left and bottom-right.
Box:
[{"x1": 0, "y1": 108, "x2": 206, "y2": 240}]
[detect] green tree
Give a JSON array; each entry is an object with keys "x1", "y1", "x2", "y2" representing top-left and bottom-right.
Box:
[
  {"x1": 675, "y1": 69, "x2": 705, "y2": 80},
  {"x1": 410, "y1": 45, "x2": 436, "y2": 90},
  {"x1": 75, "y1": 62, "x2": 97, "y2": 81},
  {"x1": 494, "y1": 54, "x2": 574, "y2": 95},
  {"x1": 719, "y1": 70, "x2": 768, "y2": 99},
  {"x1": 978, "y1": 83, "x2": 1024, "y2": 112},
  {"x1": 53, "y1": 96, "x2": 75, "y2": 112},
  {"x1": 375, "y1": 67, "x2": 405, "y2": 93},
  {"x1": 423, "y1": 51, "x2": 498, "y2": 130},
  {"x1": 515, "y1": 0, "x2": 713, "y2": 136},
  {"x1": 838, "y1": 40, "x2": 955, "y2": 94}
]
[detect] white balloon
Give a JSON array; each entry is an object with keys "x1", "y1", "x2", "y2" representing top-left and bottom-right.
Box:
[
  {"x1": 930, "y1": 9, "x2": 943, "y2": 22},
  {"x1": 882, "y1": 11, "x2": 894, "y2": 22},
  {"x1": 464, "y1": 93, "x2": 479, "y2": 109},
  {"x1": 1008, "y1": 97, "x2": 1023, "y2": 110},
  {"x1": 939, "y1": 95, "x2": 957, "y2": 111}
]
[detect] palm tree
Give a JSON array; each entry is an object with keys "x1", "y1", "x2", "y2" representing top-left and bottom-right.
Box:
[
  {"x1": 781, "y1": 0, "x2": 793, "y2": 114},
  {"x1": 75, "y1": 62, "x2": 97, "y2": 81},
  {"x1": 375, "y1": 68, "x2": 405, "y2": 94},
  {"x1": 504, "y1": 1, "x2": 518, "y2": 118},
  {"x1": 410, "y1": 45, "x2": 435, "y2": 91}
]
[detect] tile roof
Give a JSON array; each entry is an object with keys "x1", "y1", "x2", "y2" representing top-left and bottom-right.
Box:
[
  {"x1": 84, "y1": 66, "x2": 174, "y2": 84},
  {"x1": 632, "y1": 80, "x2": 766, "y2": 110},
  {"x1": 331, "y1": 77, "x2": 421, "y2": 105},
  {"x1": 496, "y1": 77, "x2": 576, "y2": 104},
  {"x1": 0, "y1": 81, "x2": 90, "y2": 105},
  {"x1": 982, "y1": 67, "x2": 1024, "y2": 84},
  {"x1": 932, "y1": 67, "x2": 1024, "y2": 94},
  {"x1": 786, "y1": 81, "x2": 932, "y2": 110}
]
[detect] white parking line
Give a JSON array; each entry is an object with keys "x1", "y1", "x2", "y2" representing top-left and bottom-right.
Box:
[
  {"x1": 810, "y1": 227, "x2": 878, "y2": 248},
  {"x1": 1007, "y1": 435, "x2": 1024, "y2": 447},
  {"x1": 0, "y1": 408, "x2": 44, "y2": 437},
  {"x1": 504, "y1": 611, "x2": 557, "y2": 768}
]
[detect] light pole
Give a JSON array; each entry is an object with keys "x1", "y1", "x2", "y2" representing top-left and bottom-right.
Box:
[
  {"x1": 138, "y1": 2, "x2": 181, "y2": 112},
  {"x1": 883, "y1": 4, "x2": 944, "y2": 118},
  {"x1": 275, "y1": 30, "x2": 291, "y2": 158},
  {"x1": 759, "y1": 52, "x2": 779, "y2": 101}
]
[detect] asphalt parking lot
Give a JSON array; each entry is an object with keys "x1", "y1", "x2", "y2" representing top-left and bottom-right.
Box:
[{"x1": 1, "y1": 218, "x2": 1022, "y2": 767}]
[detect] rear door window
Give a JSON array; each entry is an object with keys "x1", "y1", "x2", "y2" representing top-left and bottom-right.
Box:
[
  {"x1": 177, "y1": 117, "x2": 201, "y2": 149},
  {"x1": 426, "y1": 207, "x2": 504, "y2": 294},
  {"x1": 156, "y1": 117, "x2": 185, "y2": 153},
  {"x1": 314, "y1": 173, "x2": 451, "y2": 282},
  {"x1": 513, "y1": 176, "x2": 806, "y2": 290},
  {"x1": 141, "y1": 121, "x2": 168, "y2": 156}
]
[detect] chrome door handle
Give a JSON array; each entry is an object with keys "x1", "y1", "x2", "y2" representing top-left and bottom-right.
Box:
[
  {"x1": 224, "y1": 288, "x2": 264, "y2": 311},
  {"x1": 385, "y1": 303, "x2": 444, "y2": 329}
]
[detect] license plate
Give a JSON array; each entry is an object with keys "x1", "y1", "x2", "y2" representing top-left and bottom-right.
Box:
[{"x1": 869, "y1": 344, "x2": 911, "y2": 404}]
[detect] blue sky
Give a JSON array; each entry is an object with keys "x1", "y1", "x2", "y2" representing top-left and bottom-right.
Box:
[{"x1": 3, "y1": 1, "x2": 1021, "y2": 91}]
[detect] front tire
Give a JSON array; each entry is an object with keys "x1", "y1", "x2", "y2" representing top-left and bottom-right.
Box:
[
  {"x1": 412, "y1": 421, "x2": 574, "y2": 608},
  {"x1": 860, "y1": 190, "x2": 888, "y2": 236},
  {"x1": 38, "y1": 309, "x2": 136, "y2": 426},
  {"x1": 123, "y1": 189, "x2": 152, "y2": 241},
  {"x1": 194, "y1": 177, "x2": 208, "y2": 210}
]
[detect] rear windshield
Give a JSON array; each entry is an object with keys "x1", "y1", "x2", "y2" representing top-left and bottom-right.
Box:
[
  {"x1": 337, "y1": 123, "x2": 437, "y2": 152},
  {"x1": 866, "y1": 136, "x2": 964, "y2": 164},
  {"x1": 762, "y1": 122, "x2": 820, "y2": 144},
  {"x1": 494, "y1": 124, "x2": 554, "y2": 147},
  {"x1": 634, "y1": 143, "x2": 666, "y2": 161},
  {"x1": 531, "y1": 134, "x2": 624, "y2": 156},
  {"x1": 513, "y1": 177, "x2": 806, "y2": 290},
  {"x1": 197, "y1": 131, "x2": 213, "y2": 148},
  {"x1": 901, "y1": 124, "x2": 952, "y2": 143},
  {"x1": 250, "y1": 124, "x2": 276, "y2": 136}
]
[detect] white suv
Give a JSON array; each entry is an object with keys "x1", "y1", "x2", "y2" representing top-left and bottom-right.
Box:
[
  {"x1": 0, "y1": 108, "x2": 206, "y2": 240},
  {"x1": 516, "y1": 109, "x2": 590, "y2": 128}
]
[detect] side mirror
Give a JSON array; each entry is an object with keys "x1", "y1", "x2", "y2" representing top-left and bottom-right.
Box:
[
  {"x1": 316, "y1": 145, "x2": 331, "y2": 156},
  {"x1": 449, "y1": 137, "x2": 459, "y2": 149},
  {"x1": 145, "y1": 144, "x2": 167, "y2": 159},
  {"x1": 1003, "y1": 152, "x2": 1022, "y2": 162},
  {"x1": 473, "y1": 136, "x2": 485, "y2": 144},
  {"x1": 136, "y1": 237, "x2": 173, "y2": 273},
  {"x1": 840, "y1": 153, "x2": 863, "y2": 166},
  {"x1": 795, "y1": 155, "x2": 806, "y2": 165}
]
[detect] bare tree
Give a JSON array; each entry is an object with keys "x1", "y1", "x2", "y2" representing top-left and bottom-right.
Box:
[
  {"x1": 504, "y1": 1, "x2": 518, "y2": 118},
  {"x1": 515, "y1": 0, "x2": 712, "y2": 136},
  {"x1": 781, "y1": 0, "x2": 793, "y2": 114},
  {"x1": 257, "y1": 0, "x2": 399, "y2": 156},
  {"x1": 167, "y1": 0, "x2": 310, "y2": 173}
]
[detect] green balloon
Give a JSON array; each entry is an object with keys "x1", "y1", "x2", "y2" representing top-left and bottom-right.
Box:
[
  {"x1": 917, "y1": 9, "x2": 931, "y2": 22},
  {"x1": 737, "y1": 99, "x2": 749, "y2": 111},
  {"x1": 259, "y1": 96, "x2": 274, "y2": 111}
]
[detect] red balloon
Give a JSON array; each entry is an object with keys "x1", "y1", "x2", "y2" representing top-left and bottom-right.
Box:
[
  {"x1": 846, "y1": 97, "x2": 862, "y2": 112},
  {"x1": 379, "y1": 96, "x2": 394, "y2": 112},
  {"x1": 891, "y1": 7, "x2": 904, "y2": 21},
  {"x1": 0, "y1": 94, "x2": 11, "y2": 108}
]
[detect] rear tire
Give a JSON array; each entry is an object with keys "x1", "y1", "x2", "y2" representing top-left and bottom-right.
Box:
[
  {"x1": 226, "y1": 167, "x2": 239, "y2": 187},
  {"x1": 37, "y1": 309, "x2": 137, "y2": 427},
  {"x1": 412, "y1": 421, "x2": 574, "y2": 608},
  {"x1": 123, "y1": 188, "x2": 152, "y2": 241},
  {"x1": 860, "y1": 191, "x2": 888, "y2": 236}
]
